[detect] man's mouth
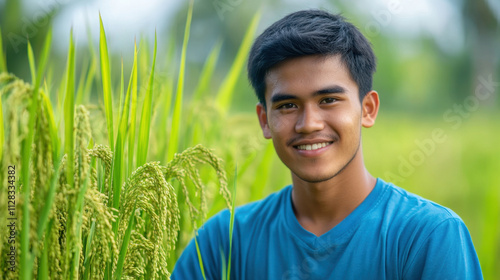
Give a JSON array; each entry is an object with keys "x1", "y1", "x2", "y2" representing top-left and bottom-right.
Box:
[{"x1": 294, "y1": 142, "x2": 333, "y2": 151}]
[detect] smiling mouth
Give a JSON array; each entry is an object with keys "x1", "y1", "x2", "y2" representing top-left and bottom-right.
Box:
[{"x1": 294, "y1": 142, "x2": 333, "y2": 151}]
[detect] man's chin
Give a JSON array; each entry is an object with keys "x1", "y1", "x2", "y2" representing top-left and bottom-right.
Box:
[{"x1": 293, "y1": 171, "x2": 338, "y2": 184}]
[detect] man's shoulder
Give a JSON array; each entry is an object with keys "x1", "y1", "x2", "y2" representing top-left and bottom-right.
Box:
[
  {"x1": 381, "y1": 179, "x2": 460, "y2": 220},
  {"x1": 377, "y1": 178, "x2": 465, "y2": 238}
]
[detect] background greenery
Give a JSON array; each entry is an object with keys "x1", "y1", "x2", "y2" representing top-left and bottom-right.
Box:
[{"x1": 1, "y1": 0, "x2": 499, "y2": 278}]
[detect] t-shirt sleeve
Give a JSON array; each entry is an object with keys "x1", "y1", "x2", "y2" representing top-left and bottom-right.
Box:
[
  {"x1": 171, "y1": 209, "x2": 230, "y2": 280},
  {"x1": 402, "y1": 217, "x2": 483, "y2": 280}
]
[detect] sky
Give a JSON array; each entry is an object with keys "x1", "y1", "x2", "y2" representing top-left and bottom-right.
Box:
[{"x1": 12, "y1": 0, "x2": 481, "y2": 57}]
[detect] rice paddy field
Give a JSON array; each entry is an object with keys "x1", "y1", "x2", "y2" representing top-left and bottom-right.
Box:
[{"x1": 1, "y1": 2, "x2": 499, "y2": 279}]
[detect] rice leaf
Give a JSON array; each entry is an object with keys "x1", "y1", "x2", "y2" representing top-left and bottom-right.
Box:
[
  {"x1": 136, "y1": 31, "x2": 157, "y2": 167},
  {"x1": 215, "y1": 11, "x2": 261, "y2": 114},
  {"x1": 127, "y1": 40, "x2": 138, "y2": 176},
  {"x1": 83, "y1": 220, "x2": 96, "y2": 280},
  {"x1": 39, "y1": 219, "x2": 54, "y2": 280},
  {"x1": 220, "y1": 247, "x2": 227, "y2": 280},
  {"x1": 19, "y1": 27, "x2": 52, "y2": 280},
  {"x1": 158, "y1": 38, "x2": 175, "y2": 160},
  {"x1": 0, "y1": 26, "x2": 7, "y2": 72},
  {"x1": 61, "y1": 31, "x2": 76, "y2": 280},
  {"x1": 112, "y1": 50, "x2": 137, "y2": 225},
  {"x1": 114, "y1": 206, "x2": 136, "y2": 280},
  {"x1": 99, "y1": 13, "x2": 115, "y2": 150},
  {"x1": 195, "y1": 234, "x2": 207, "y2": 280},
  {"x1": 41, "y1": 85, "x2": 60, "y2": 168},
  {"x1": 64, "y1": 30, "x2": 76, "y2": 190},
  {"x1": 36, "y1": 28, "x2": 52, "y2": 95},
  {"x1": 27, "y1": 42, "x2": 36, "y2": 83},
  {"x1": 0, "y1": 81, "x2": 4, "y2": 160},
  {"x1": 36, "y1": 151, "x2": 64, "y2": 239},
  {"x1": 192, "y1": 39, "x2": 223, "y2": 102},
  {"x1": 227, "y1": 166, "x2": 237, "y2": 280},
  {"x1": 167, "y1": 0, "x2": 194, "y2": 162},
  {"x1": 118, "y1": 59, "x2": 125, "y2": 118},
  {"x1": 70, "y1": 173, "x2": 90, "y2": 279},
  {"x1": 75, "y1": 58, "x2": 89, "y2": 105}
]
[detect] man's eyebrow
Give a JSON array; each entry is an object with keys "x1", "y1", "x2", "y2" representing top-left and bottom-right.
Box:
[
  {"x1": 315, "y1": 85, "x2": 346, "y2": 95},
  {"x1": 270, "y1": 86, "x2": 346, "y2": 104},
  {"x1": 270, "y1": 93, "x2": 297, "y2": 104}
]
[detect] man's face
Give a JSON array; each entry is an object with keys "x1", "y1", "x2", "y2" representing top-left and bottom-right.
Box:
[{"x1": 256, "y1": 55, "x2": 378, "y2": 183}]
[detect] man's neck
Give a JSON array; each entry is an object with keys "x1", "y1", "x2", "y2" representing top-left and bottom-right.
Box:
[{"x1": 290, "y1": 152, "x2": 376, "y2": 237}]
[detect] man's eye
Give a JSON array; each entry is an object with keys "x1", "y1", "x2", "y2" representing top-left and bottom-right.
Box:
[
  {"x1": 278, "y1": 103, "x2": 296, "y2": 109},
  {"x1": 320, "y1": 97, "x2": 337, "y2": 104}
]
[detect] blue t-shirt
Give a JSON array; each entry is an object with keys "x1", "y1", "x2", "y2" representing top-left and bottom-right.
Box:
[{"x1": 172, "y1": 178, "x2": 482, "y2": 279}]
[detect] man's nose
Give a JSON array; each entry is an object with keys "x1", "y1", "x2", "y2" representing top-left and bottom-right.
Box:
[{"x1": 295, "y1": 105, "x2": 324, "y2": 134}]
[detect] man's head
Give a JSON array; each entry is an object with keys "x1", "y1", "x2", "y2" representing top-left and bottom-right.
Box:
[
  {"x1": 248, "y1": 10, "x2": 380, "y2": 183},
  {"x1": 247, "y1": 10, "x2": 376, "y2": 108}
]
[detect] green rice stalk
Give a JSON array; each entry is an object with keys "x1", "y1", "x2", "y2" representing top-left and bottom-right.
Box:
[
  {"x1": 41, "y1": 88, "x2": 60, "y2": 161},
  {"x1": 157, "y1": 38, "x2": 175, "y2": 161},
  {"x1": 56, "y1": 68, "x2": 66, "y2": 125},
  {"x1": 192, "y1": 39, "x2": 223, "y2": 102},
  {"x1": 36, "y1": 151, "x2": 63, "y2": 240},
  {"x1": 63, "y1": 30, "x2": 76, "y2": 190},
  {"x1": 195, "y1": 236, "x2": 207, "y2": 280},
  {"x1": 71, "y1": 105, "x2": 93, "y2": 278},
  {"x1": 0, "y1": 26, "x2": 6, "y2": 72},
  {"x1": 127, "y1": 41, "x2": 139, "y2": 176},
  {"x1": 226, "y1": 166, "x2": 237, "y2": 280},
  {"x1": 215, "y1": 11, "x2": 261, "y2": 114},
  {"x1": 38, "y1": 219, "x2": 53, "y2": 280},
  {"x1": 82, "y1": 220, "x2": 96, "y2": 280},
  {"x1": 82, "y1": 152, "x2": 97, "y2": 280},
  {"x1": 27, "y1": 42, "x2": 36, "y2": 85},
  {"x1": 119, "y1": 60, "x2": 125, "y2": 117},
  {"x1": 112, "y1": 51, "x2": 138, "y2": 229},
  {"x1": 99, "y1": 13, "x2": 115, "y2": 150},
  {"x1": 136, "y1": 32, "x2": 157, "y2": 167},
  {"x1": 119, "y1": 162, "x2": 179, "y2": 279},
  {"x1": 167, "y1": 0, "x2": 194, "y2": 162},
  {"x1": 89, "y1": 145, "x2": 113, "y2": 203},
  {"x1": 163, "y1": 145, "x2": 231, "y2": 229},
  {"x1": 75, "y1": 60, "x2": 90, "y2": 104},
  {"x1": 0, "y1": 80, "x2": 4, "y2": 160},
  {"x1": 0, "y1": 74, "x2": 30, "y2": 280},
  {"x1": 19, "y1": 28, "x2": 52, "y2": 280},
  {"x1": 70, "y1": 174, "x2": 90, "y2": 279},
  {"x1": 186, "y1": 40, "x2": 223, "y2": 147},
  {"x1": 114, "y1": 204, "x2": 137, "y2": 280}
]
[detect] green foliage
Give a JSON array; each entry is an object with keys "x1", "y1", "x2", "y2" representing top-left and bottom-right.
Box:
[{"x1": 167, "y1": 0, "x2": 194, "y2": 162}]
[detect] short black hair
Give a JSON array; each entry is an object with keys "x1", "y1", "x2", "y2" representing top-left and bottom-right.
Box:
[{"x1": 247, "y1": 10, "x2": 376, "y2": 107}]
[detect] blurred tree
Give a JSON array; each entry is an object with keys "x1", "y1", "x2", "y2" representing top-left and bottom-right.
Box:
[
  {"x1": 464, "y1": 0, "x2": 499, "y2": 105},
  {"x1": 0, "y1": 0, "x2": 57, "y2": 80}
]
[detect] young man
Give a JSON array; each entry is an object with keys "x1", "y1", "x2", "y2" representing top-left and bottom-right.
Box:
[{"x1": 172, "y1": 10, "x2": 483, "y2": 279}]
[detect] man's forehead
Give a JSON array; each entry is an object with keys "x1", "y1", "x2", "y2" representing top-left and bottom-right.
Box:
[{"x1": 264, "y1": 54, "x2": 355, "y2": 99}]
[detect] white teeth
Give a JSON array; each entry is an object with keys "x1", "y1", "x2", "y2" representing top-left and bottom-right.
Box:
[{"x1": 296, "y1": 142, "x2": 331, "y2": 151}]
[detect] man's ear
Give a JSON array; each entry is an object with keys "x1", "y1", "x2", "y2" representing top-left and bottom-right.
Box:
[
  {"x1": 361, "y1": 90, "x2": 380, "y2": 128},
  {"x1": 256, "y1": 103, "x2": 272, "y2": 139}
]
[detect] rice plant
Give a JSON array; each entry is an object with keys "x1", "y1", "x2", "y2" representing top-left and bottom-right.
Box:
[{"x1": 0, "y1": 1, "x2": 237, "y2": 279}]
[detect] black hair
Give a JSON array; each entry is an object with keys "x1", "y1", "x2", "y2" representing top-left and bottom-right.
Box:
[{"x1": 247, "y1": 10, "x2": 376, "y2": 107}]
